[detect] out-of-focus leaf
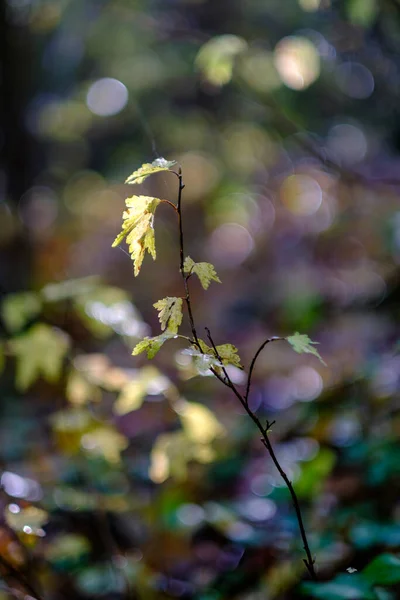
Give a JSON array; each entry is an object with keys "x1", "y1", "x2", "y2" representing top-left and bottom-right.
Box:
[
  {"x1": 74, "y1": 285, "x2": 147, "y2": 339},
  {"x1": 178, "y1": 401, "x2": 225, "y2": 443},
  {"x1": 5, "y1": 505, "x2": 48, "y2": 535},
  {"x1": 41, "y1": 276, "x2": 100, "y2": 302},
  {"x1": 9, "y1": 324, "x2": 70, "y2": 390},
  {"x1": 295, "y1": 448, "x2": 336, "y2": 498},
  {"x1": 0, "y1": 342, "x2": 4, "y2": 376},
  {"x1": 196, "y1": 35, "x2": 248, "y2": 86},
  {"x1": 347, "y1": 0, "x2": 377, "y2": 27},
  {"x1": 179, "y1": 401, "x2": 225, "y2": 444},
  {"x1": 125, "y1": 158, "x2": 176, "y2": 185},
  {"x1": 46, "y1": 534, "x2": 90, "y2": 568},
  {"x1": 183, "y1": 256, "x2": 221, "y2": 290},
  {"x1": 114, "y1": 366, "x2": 170, "y2": 415},
  {"x1": 362, "y1": 553, "x2": 400, "y2": 585},
  {"x1": 2, "y1": 292, "x2": 42, "y2": 333},
  {"x1": 149, "y1": 430, "x2": 217, "y2": 483},
  {"x1": 286, "y1": 332, "x2": 326, "y2": 365},
  {"x1": 112, "y1": 195, "x2": 161, "y2": 276},
  {"x1": 132, "y1": 331, "x2": 176, "y2": 359},
  {"x1": 301, "y1": 574, "x2": 375, "y2": 599},
  {"x1": 75, "y1": 564, "x2": 125, "y2": 596},
  {"x1": 66, "y1": 370, "x2": 100, "y2": 405},
  {"x1": 80, "y1": 426, "x2": 129, "y2": 464},
  {"x1": 153, "y1": 297, "x2": 183, "y2": 332}
]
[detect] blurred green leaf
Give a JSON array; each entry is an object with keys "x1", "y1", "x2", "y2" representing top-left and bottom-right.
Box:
[
  {"x1": 347, "y1": 0, "x2": 377, "y2": 27},
  {"x1": 362, "y1": 553, "x2": 400, "y2": 586},
  {"x1": 9, "y1": 324, "x2": 70, "y2": 390},
  {"x1": 196, "y1": 35, "x2": 248, "y2": 86},
  {"x1": 295, "y1": 448, "x2": 336, "y2": 498},
  {"x1": 2, "y1": 292, "x2": 42, "y2": 333},
  {"x1": 301, "y1": 574, "x2": 375, "y2": 599}
]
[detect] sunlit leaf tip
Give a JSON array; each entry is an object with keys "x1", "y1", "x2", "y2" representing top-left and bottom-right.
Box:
[
  {"x1": 153, "y1": 297, "x2": 183, "y2": 333},
  {"x1": 183, "y1": 256, "x2": 221, "y2": 290},
  {"x1": 132, "y1": 332, "x2": 176, "y2": 359},
  {"x1": 286, "y1": 332, "x2": 326, "y2": 366},
  {"x1": 125, "y1": 158, "x2": 177, "y2": 185},
  {"x1": 112, "y1": 195, "x2": 161, "y2": 276}
]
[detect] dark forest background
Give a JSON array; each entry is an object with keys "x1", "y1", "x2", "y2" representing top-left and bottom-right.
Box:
[{"x1": 1, "y1": 0, "x2": 400, "y2": 598}]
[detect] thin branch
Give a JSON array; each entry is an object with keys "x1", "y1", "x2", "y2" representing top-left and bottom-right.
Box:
[
  {"x1": 160, "y1": 199, "x2": 178, "y2": 213},
  {"x1": 175, "y1": 172, "x2": 317, "y2": 581},
  {"x1": 205, "y1": 327, "x2": 317, "y2": 581},
  {"x1": 245, "y1": 336, "x2": 284, "y2": 404},
  {"x1": 176, "y1": 168, "x2": 199, "y2": 345}
]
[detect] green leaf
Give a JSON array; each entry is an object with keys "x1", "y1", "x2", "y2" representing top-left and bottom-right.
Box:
[
  {"x1": 125, "y1": 158, "x2": 177, "y2": 185},
  {"x1": 153, "y1": 297, "x2": 183, "y2": 333},
  {"x1": 9, "y1": 323, "x2": 70, "y2": 390},
  {"x1": 2, "y1": 292, "x2": 42, "y2": 333},
  {"x1": 362, "y1": 553, "x2": 400, "y2": 586},
  {"x1": 301, "y1": 574, "x2": 375, "y2": 600},
  {"x1": 286, "y1": 332, "x2": 326, "y2": 365},
  {"x1": 347, "y1": 0, "x2": 377, "y2": 27},
  {"x1": 132, "y1": 332, "x2": 176, "y2": 359},
  {"x1": 112, "y1": 195, "x2": 161, "y2": 276},
  {"x1": 183, "y1": 256, "x2": 221, "y2": 290}
]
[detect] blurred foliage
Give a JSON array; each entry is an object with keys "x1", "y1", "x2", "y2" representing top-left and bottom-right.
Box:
[{"x1": 1, "y1": 0, "x2": 400, "y2": 598}]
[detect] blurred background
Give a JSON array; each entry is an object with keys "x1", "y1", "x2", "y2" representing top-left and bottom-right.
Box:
[{"x1": 1, "y1": 0, "x2": 400, "y2": 598}]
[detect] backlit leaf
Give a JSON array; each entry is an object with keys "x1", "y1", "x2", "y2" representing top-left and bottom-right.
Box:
[
  {"x1": 114, "y1": 366, "x2": 170, "y2": 415},
  {"x1": 80, "y1": 426, "x2": 129, "y2": 464},
  {"x1": 125, "y1": 158, "x2": 177, "y2": 185},
  {"x1": 132, "y1": 331, "x2": 176, "y2": 359},
  {"x1": 286, "y1": 332, "x2": 326, "y2": 365},
  {"x1": 178, "y1": 401, "x2": 225, "y2": 443},
  {"x1": 112, "y1": 195, "x2": 161, "y2": 276},
  {"x1": 2, "y1": 292, "x2": 42, "y2": 333},
  {"x1": 9, "y1": 324, "x2": 70, "y2": 390},
  {"x1": 183, "y1": 256, "x2": 221, "y2": 290},
  {"x1": 196, "y1": 35, "x2": 248, "y2": 86},
  {"x1": 183, "y1": 339, "x2": 242, "y2": 376},
  {"x1": 153, "y1": 297, "x2": 183, "y2": 333}
]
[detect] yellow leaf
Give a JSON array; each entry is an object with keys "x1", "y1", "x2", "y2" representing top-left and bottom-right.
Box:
[
  {"x1": 183, "y1": 256, "x2": 221, "y2": 290},
  {"x1": 114, "y1": 366, "x2": 170, "y2": 415},
  {"x1": 153, "y1": 297, "x2": 183, "y2": 332},
  {"x1": 80, "y1": 426, "x2": 129, "y2": 464},
  {"x1": 112, "y1": 195, "x2": 161, "y2": 276},
  {"x1": 125, "y1": 158, "x2": 177, "y2": 185},
  {"x1": 178, "y1": 401, "x2": 225, "y2": 443}
]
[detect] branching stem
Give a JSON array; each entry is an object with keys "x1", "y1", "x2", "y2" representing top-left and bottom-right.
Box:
[{"x1": 174, "y1": 168, "x2": 317, "y2": 581}]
